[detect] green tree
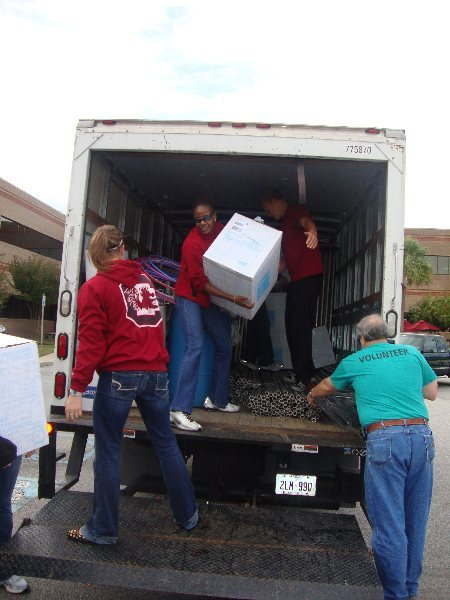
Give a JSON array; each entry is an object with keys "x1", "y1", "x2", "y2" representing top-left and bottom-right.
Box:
[
  {"x1": 406, "y1": 295, "x2": 450, "y2": 331},
  {"x1": 8, "y1": 256, "x2": 60, "y2": 329},
  {"x1": 402, "y1": 238, "x2": 433, "y2": 330},
  {"x1": 0, "y1": 269, "x2": 12, "y2": 309},
  {"x1": 403, "y1": 237, "x2": 432, "y2": 287}
]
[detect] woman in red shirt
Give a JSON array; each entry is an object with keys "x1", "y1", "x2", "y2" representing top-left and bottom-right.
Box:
[
  {"x1": 170, "y1": 197, "x2": 253, "y2": 431},
  {"x1": 65, "y1": 225, "x2": 197, "y2": 544}
]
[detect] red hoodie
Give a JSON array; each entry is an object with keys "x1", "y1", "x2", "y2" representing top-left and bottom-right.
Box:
[
  {"x1": 70, "y1": 259, "x2": 168, "y2": 392},
  {"x1": 174, "y1": 222, "x2": 223, "y2": 307}
]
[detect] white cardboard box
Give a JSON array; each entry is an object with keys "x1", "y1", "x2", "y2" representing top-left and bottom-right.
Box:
[
  {"x1": 203, "y1": 213, "x2": 282, "y2": 319},
  {"x1": 0, "y1": 334, "x2": 48, "y2": 455}
]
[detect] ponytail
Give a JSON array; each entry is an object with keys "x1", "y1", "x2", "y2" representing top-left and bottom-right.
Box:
[{"x1": 88, "y1": 225, "x2": 123, "y2": 271}]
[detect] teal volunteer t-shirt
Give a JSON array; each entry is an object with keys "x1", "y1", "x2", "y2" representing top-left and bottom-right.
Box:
[{"x1": 330, "y1": 343, "x2": 436, "y2": 427}]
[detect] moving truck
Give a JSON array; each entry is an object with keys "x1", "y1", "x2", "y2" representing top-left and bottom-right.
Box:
[{"x1": 3, "y1": 120, "x2": 405, "y2": 598}]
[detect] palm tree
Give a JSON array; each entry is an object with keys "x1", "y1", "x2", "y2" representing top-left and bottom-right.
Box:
[
  {"x1": 402, "y1": 237, "x2": 432, "y2": 330},
  {"x1": 403, "y1": 238, "x2": 433, "y2": 287}
]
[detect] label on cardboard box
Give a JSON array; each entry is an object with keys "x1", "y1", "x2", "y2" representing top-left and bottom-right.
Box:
[{"x1": 0, "y1": 335, "x2": 49, "y2": 455}]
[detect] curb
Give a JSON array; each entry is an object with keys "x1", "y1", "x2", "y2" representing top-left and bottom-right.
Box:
[
  {"x1": 40, "y1": 360, "x2": 54, "y2": 367},
  {"x1": 39, "y1": 353, "x2": 55, "y2": 368}
]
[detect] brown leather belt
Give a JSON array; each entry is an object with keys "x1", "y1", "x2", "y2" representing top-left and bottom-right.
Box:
[{"x1": 366, "y1": 418, "x2": 428, "y2": 434}]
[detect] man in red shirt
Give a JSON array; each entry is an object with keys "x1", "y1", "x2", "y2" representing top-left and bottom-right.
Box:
[{"x1": 262, "y1": 190, "x2": 324, "y2": 392}]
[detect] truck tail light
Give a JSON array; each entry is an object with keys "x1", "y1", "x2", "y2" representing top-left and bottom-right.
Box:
[
  {"x1": 54, "y1": 372, "x2": 67, "y2": 399},
  {"x1": 256, "y1": 123, "x2": 271, "y2": 129},
  {"x1": 365, "y1": 128, "x2": 381, "y2": 134},
  {"x1": 208, "y1": 122, "x2": 222, "y2": 128},
  {"x1": 232, "y1": 123, "x2": 246, "y2": 128},
  {"x1": 56, "y1": 333, "x2": 69, "y2": 360}
]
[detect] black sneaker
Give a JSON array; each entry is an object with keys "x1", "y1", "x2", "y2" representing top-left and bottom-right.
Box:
[
  {"x1": 260, "y1": 361, "x2": 284, "y2": 371},
  {"x1": 240, "y1": 359, "x2": 259, "y2": 371},
  {"x1": 292, "y1": 382, "x2": 307, "y2": 394}
]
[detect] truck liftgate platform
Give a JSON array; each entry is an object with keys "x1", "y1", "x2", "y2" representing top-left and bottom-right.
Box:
[{"x1": 1, "y1": 491, "x2": 382, "y2": 599}]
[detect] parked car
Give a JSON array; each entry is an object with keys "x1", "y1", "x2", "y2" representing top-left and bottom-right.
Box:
[{"x1": 400, "y1": 333, "x2": 450, "y2": 377}]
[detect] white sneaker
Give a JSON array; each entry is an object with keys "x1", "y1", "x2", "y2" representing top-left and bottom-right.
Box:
[
  {"x1": 170, "y1": 410, "x2": 202, "y2": 431},
  {"x1": 0, "y1": 575, "x2": 30, "y2": 594},
  {"x1": 204, "y1": 397, "x2": 240, "y2": 413},
  {"x1": 260, "y1": 361, "x2": 284, "y2": 371}
]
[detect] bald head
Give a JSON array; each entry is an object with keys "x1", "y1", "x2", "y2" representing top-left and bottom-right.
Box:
[{"x1": 356, "y1": 315, "x2": 388, "y2": 342}]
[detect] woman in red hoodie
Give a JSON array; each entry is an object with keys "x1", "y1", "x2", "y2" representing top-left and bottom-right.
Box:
[
  {"x1": 65, "y1": 225, "x2": 197, "y2": 544},
  {"x1": 170, "y1": 196, "x2": 253, "y2": 432}
]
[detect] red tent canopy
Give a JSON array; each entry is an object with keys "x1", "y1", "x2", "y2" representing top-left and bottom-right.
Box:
[
  {"x1": 403, "y1": 319, "x2": 414, "y2": 332},
  {"x1": 407, "y1": 320, "x2": 440, "y2": 332}
]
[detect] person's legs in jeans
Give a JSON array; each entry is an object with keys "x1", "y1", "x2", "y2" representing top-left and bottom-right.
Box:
[
  {"x1": 0, "y1": 456, "x2": 22, "y2": 580},
  {"x1": 82, "y1": 372, "x2": 136, "y2": 543},
  {"x1": 404, "y1": 426, "x2": 434, "y2": 598},
  {"x1": 136, "y1": 372, "x2": 198, "y2": 529},
  {"x1": 202, "y1": 304, "x2": 232, "y2": 407},
  {"x1": 365, "y1": 427, "x2": 411, "y2": 599},
  {"x1": 171, "y1": 298, "x2": 204, "y2": 414}
]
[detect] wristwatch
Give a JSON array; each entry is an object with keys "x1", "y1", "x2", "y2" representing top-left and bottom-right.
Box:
[{"x1": 69, "y1": 389, "x2": 83, "y2": 397}]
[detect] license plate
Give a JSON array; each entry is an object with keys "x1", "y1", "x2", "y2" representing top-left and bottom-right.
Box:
[{"x1": 275, "y1": 473, "x2": 317, "y2": 496}]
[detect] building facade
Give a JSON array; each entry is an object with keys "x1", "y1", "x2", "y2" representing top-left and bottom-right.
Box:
[
  {"x1": 404, "y1": 228, "x2": 450, "y2": 311},
  {"x1": 0, "y1": 177, "x2": 65, "y2": 333}
]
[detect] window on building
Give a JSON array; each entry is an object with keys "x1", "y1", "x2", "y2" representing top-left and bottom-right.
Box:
[
  {"x1": 0, "y1": 215, "x2": 62, "y2": 261},
  {"x1": 425, "y1": 255, "x2": 450, "y2": 275},
  {"x1": 437, "y1": 256, "x2": 449, "y2": 275}
]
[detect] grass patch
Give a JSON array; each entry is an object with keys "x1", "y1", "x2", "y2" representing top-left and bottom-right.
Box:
[{"x1": 37, "y1": 341, "x2": 55, "y2": 357}]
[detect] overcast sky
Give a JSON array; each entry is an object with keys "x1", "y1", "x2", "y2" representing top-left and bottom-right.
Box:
[{"x1": 0, "y1": 0, "x2": 448, "y2": 228}]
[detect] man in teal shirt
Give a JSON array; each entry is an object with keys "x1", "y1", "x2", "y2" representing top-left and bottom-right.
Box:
[{"x1": 307, "y1": 314, "x2": 437, "y2": 600}]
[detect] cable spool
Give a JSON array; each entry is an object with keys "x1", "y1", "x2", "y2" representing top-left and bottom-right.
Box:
[{"x1": 138, "y1": 255, "x2": 180, "y2": 304}]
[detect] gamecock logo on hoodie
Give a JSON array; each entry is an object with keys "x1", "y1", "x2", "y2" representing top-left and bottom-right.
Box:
[{"x1": 120, "y1": 274, "x2": 162, "y2": 328}]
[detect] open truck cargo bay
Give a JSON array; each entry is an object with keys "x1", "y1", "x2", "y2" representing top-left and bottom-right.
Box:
[
  {"x1": 65, "y1": 119, "x2": 404, "y2": 366},
  {"x1": 28, "y1": 119, "x2": 405, "y2": 596}
]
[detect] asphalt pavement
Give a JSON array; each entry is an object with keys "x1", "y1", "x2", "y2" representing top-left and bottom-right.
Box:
[{"x1": 2, "y1": 358, "x2": 449, "y2": 599}]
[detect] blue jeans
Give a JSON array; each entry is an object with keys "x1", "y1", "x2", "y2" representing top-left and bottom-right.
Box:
[
  {"x1": 171, "y1": 297, "x2": 232, "y2": 412},
  {"x1": 81, "y1": 371, "x2": 197, "y2": 544},
  {"x1": 0, "y1": 455, "x2": 22, "y2": 579},
  {"x1": 364, "y1": 424, "x2": 434, "y2": 600}
]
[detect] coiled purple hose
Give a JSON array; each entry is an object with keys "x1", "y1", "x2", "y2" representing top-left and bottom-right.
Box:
[{"x1": 138, "y1": 255, "x2": 180, "y2": 304}]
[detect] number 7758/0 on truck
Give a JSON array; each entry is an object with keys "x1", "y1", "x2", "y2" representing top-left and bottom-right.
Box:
[{"x1": 3, "y1": 120, "x2": 405, "y2": 598}]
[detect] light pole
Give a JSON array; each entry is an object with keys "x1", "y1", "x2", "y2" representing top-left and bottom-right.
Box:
[{"x1": 40, "y1": 293, "x2": 46, "y2": 347}]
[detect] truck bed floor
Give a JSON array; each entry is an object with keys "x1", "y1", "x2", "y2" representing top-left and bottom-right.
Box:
[
  {"x1": 51, "y1": 407, "x2": 365, "y2": 449},
  {"x1": 1, "y1": 490, "x2": 381, "y2": 598}
]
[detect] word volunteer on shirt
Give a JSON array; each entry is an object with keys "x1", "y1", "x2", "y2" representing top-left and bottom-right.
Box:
[{"x1": 358, "y1": 347, "x2": 410, "y2": 363}]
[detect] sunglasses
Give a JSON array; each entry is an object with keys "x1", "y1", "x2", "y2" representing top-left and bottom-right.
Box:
[{"x1": 194, "y1": 213, "x2": 214, "y2": 224}]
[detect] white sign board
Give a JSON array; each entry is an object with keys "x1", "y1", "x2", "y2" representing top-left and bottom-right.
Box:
[{"x1": 0, "y1": 335, "x2": 48, "y2": 455}]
